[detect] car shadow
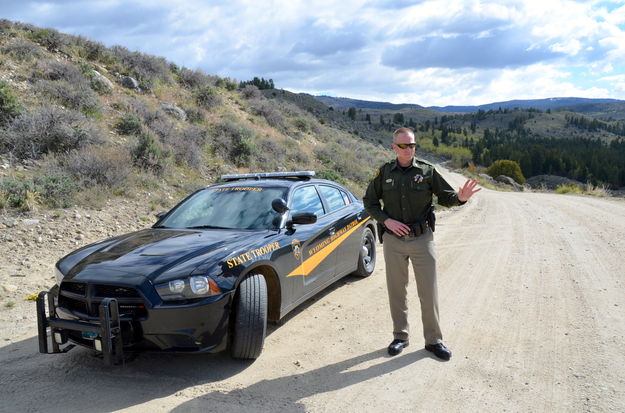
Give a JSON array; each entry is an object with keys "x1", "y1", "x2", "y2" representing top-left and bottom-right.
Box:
[
  {"x1": 0, "y1": 277, "x2": 373, "y2": 411},
  {"x1": 171, "y1": 348, "x2": 429, "y2": 412},
  {"x1": 0, "y1": 335, "x2": 252, "y2": 412}
]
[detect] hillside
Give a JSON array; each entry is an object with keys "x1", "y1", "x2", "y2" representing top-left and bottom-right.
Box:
[{"x1": 0, "y1": 20, "x2": 391, "y2": 213}]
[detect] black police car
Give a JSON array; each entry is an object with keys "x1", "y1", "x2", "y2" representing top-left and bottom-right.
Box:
[{"x1": 36, "y1": 171, "x2": 376, "y2": 364}]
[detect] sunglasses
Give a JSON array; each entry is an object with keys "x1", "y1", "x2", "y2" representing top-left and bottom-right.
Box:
[{"x1": 395, "y1": 143, "x2": 416, "y2": 149}]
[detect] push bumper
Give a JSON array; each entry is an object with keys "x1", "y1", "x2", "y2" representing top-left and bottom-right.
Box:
[
  {"x1": 37, "y1": 287, "x2": 124, "y2": 365},
  {"x1": 36, "y1": 284, "x2": 234, "y2": 365}
]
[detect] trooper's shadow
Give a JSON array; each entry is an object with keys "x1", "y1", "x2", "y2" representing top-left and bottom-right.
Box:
[{"x1": 173, "y1": 348, "x2": 429, "y2": 412}]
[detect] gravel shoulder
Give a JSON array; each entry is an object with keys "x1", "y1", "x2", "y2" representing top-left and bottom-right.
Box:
[{"x1": 1, "y1": 171, "x2": 624, "y2": 412}]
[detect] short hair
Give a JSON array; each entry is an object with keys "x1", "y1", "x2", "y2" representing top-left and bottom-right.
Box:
[{"x1": 393, "y1": 127, "x2": 415, "y2": 142}]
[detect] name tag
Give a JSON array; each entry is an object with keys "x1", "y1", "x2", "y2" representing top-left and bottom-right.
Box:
[{"x1": 385, "y1": 179, "x2": 393, "y2": 183}]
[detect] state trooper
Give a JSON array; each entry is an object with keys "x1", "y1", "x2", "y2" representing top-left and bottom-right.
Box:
[{"x1": 363, "y1": 127, "x2": 480, "y2": 360}]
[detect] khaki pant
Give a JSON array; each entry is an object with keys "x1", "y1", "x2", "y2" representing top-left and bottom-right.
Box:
[{"x1": 383, "y1": 229, "x2": 442, "y2": 345}]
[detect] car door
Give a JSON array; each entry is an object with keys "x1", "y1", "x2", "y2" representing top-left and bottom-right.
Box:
[
  {"x1": 284, "y1": 184, "x2": 337, "y2": 296},
  {"x1": 317, "y1": 185, "x2": 363, "y2": 276}
]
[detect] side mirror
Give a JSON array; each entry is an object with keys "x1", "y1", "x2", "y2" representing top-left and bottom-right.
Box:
[
  {"x1": 290, "y1": 212, "x2": 317, "y2": 225},
  {"x1": 272, "y1": 198, "x2": 289, "y2": 214},
  {"x1": 155, "y1": 211, "x2": 167, "y2": 220}
]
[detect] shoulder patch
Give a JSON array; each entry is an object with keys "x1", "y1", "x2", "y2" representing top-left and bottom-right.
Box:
[
  {"x1": 374, "y1": 168, "x2": 380, "y2": 178},
  {"x1": 415, "y1": 157, "x2": 433, "y2": 167}
]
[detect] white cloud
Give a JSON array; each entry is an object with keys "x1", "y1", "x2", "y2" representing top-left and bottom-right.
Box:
[{"x1": 3, "y1": 0, "x2": 625, "y2": 106}]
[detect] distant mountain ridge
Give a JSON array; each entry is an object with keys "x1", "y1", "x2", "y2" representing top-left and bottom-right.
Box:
[
  {"x1": 428, "y1": 97, "x2": 624, "y2": 113},
  {"x1": 314, "y1": 95, "x2": 425, "y2": 111},
  {"x1": 315, "y1": 95, "x2": 625, "y2": 116}
]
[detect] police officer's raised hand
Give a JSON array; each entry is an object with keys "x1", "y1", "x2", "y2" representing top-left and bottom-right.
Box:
[
  {"x1": 458, "y1": 179, "x2": 481, "y2": 202},
  {"x1": 384, "y1": 218, "x2": 411, "y2": 236}
]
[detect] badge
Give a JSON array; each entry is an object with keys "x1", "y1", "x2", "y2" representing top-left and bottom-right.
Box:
[
  {"x1": 413, "y1": 174, "x2": 423, "y2": 183},
  {"x1": 291, "y1": 239, "x2": 301, "y2": 260}
]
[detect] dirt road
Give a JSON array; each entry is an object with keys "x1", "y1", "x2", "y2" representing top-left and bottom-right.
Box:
[{"x1": 1, "y1": 170, "x2": 624, "y2": 412}]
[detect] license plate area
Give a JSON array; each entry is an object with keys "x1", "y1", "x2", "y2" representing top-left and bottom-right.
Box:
[{"x1": 81, "y1": 331, "x2": 99, "y2": 340}]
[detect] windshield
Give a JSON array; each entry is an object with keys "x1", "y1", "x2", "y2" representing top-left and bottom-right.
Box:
[{"x1": 158, "y1": 186, "x2": 288, "y2": 230}]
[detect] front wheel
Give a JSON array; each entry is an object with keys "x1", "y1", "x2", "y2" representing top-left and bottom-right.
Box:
[
  {"x1": 353, "y1": 227, "x2": 376, "y2": 277},
  {"x1": 230, "y1": 273, "x2": 267, "y2": 359}
]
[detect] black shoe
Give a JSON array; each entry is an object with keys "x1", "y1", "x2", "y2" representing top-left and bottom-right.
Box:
[
  {"x1": 387, "y1": 339, "x2": 409, "y2": 356},
  {"x1": 425, "y1": 343, "x2": 452, "y2": 360}
]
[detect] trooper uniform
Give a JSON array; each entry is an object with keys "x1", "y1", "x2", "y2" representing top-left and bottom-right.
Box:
[{"x1": 363, "y1": 157, "x2": 464, "y2": 346}]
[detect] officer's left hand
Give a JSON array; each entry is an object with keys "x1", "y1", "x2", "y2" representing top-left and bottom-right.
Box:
[{"x1": 458, "y1": 179, "x2": 481, "y2": 202}]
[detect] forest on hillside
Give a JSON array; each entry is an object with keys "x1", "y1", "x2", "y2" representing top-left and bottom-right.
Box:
[{"x1": 335, "y1": 105, "x2": 625, "y2": 188}]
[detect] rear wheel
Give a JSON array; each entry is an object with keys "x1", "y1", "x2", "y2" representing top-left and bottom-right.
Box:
[
  {"x1": 230, "y1": 273, "x2": 267, "y2": 359},
  {"x1": 353, "y1": 227, "x2": 376, "y2": 277}
]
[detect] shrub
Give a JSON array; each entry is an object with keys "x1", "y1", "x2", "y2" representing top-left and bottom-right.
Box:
[
  {"x1": 252, "y1": 136, "x2": 286, "y2": 169},
  {"x1": 486, "y1": 159, "x2": 526, "y2": 184},
  {"x1": 317, "y1": 168, "x2": 346, "y2": 184},
  {"x1": 132, "y1": 131, "x2": 169, "y2": 174},
  {"x1": 35, "y1": 80, "x2": 100, "y2": 114},
  {"x1": 294, "y1": 117, "x2": 310, "y2": 132},
  {"x1": 34, "y1": 170, "x2": 78, "y2": 208},
  {"x1": 212, "y1": 119, "x2": 255, "y2": 167},
  {"x1": 0, "y1": 81, "x2": 22, "y2": 127},
  {"x1": 183, "y1": 106, "x2": 205, "y2": 124},
  {"x1": 250, "y1": 100, "x2": 284, "y2": 128},
  {"x1": 34, "y1": 59, "x2": 85, "y2": 84},
  {"x1": 555, "y1": 183, "x2": 584, "y2": 194},
  {"x1": 29, "y1": 28, "x2": 66, "y2": 51},
  {"x1": 115, "y1": 113, "x2": 142, "y2": 135},
  {"x1": 71, "y1": 36, "x2": 111, "y2": 62},
  {"x1": 2, "y1": 37, "x2": 43, "y2": 61},
  {"x1": 177, "y1": 67, "x2": 210, "y2": 89},
  {"x1": 194, "y1": 85, "x2": 221, "y2": 109},
  {"x1": 241, "y1": 85, "x2": 261, "y2": 99},
  {"x1": 62, "y1": 146, "x2": 131, "y2": 187},
  {"x1": 0, "y1": 106, "x2": 103, "y2": 160},
  {"x1": 166, "y1": 125, "x2": 208, "y2": 168},
  {"x1": 1, "y1": 172, "x2": 77, "y2": 210},
  {"x1": 223, "y1": 78, "x2": 238, "y2": 91},
  {"x1": 110, "y1": 45, "x2": 172, "y2": 89}
]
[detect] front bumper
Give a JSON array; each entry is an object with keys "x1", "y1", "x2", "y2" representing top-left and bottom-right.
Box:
[{"x1": 37, "y1": 284, "x2": 234, "y2": 365}]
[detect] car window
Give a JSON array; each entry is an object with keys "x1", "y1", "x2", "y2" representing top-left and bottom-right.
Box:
[
  {"x1": 290, "y1": 186, "x2": 325, "y2": 217},
  {"x1": 318, "y1": 185, "x2": 346, "y2": 212},
  {"x1": 159, "y1": 186, "x2": 288, "y2": 230}
]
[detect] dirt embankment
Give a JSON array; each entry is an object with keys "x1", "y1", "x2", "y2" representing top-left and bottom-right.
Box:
[{"x1": 1, "y1": 171, "x2": 624, "y2": 412}]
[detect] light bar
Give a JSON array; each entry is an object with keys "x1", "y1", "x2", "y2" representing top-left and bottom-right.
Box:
[{"x1": 220, "y1": 171, "x2": 316, "y2": 181}]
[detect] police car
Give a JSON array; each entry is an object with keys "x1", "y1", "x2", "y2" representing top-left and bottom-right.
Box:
[{"x1": 36, "y1": 171, "x2": 376, "y2": 364}]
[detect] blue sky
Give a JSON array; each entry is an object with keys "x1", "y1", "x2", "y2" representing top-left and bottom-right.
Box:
[{"x1": 4, "y1": 0, "x2": 625, "y2": 106}]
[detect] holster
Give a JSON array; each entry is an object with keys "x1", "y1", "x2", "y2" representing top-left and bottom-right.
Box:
[
  {"x1": 376, "y1": 222, "x2": 385, "y2": 243},
  {"x1": 427, "y1": 204, "x2": 436, "y2": 232}
]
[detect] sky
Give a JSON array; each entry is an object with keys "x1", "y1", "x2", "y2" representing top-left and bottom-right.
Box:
[{"x1": 4, "y1": 0, "x2": 625, "y2": 107}]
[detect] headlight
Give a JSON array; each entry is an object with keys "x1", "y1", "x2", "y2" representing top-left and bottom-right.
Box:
[
  {"x1": 155, "y1": 276, "x2": 222, "y2": 302},
  {"x1": 54, "y1": 266, "x2": 64, "y2": 285}
]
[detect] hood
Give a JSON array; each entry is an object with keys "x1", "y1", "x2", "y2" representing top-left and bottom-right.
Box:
[{"x1": 58, "y1": 228, "x2": 263, "y2": 283}]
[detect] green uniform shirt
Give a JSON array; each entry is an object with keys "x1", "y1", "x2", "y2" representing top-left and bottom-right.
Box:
[{"x1": 363, "y1": 157, "x2": 464, "y2": 224}]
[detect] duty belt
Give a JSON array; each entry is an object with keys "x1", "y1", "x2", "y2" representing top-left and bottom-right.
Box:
[{"x1": 387, "y1": 221, "x2": 430, "y2": 240}]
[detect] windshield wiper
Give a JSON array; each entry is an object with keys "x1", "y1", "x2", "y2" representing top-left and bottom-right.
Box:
[{"x1": 186, "y1": 225, "x2": 231, "y2": 229}]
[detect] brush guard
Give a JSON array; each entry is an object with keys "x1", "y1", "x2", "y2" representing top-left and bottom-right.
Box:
[{"x1": 36, "y1": 289, "x2": 124, "y2": 366}]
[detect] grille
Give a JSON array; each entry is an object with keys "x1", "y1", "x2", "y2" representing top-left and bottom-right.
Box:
[
  {"x1": 94, "y1": 284, "x2": 140, "y2": 298},
  {"x1": 58, "y1": 282, "x2": 147, "y2": 320},
  {"x1": 61, "y1": 282, "x2": 86, "y2": 295}
]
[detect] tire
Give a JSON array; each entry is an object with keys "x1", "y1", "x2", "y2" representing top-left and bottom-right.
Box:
[
  {"x1": 353, "y1": 227, "x2": 376, "y2": 277},
  {"x1": 230, "y1": 273, "x2": 267, "y2": 359}
]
